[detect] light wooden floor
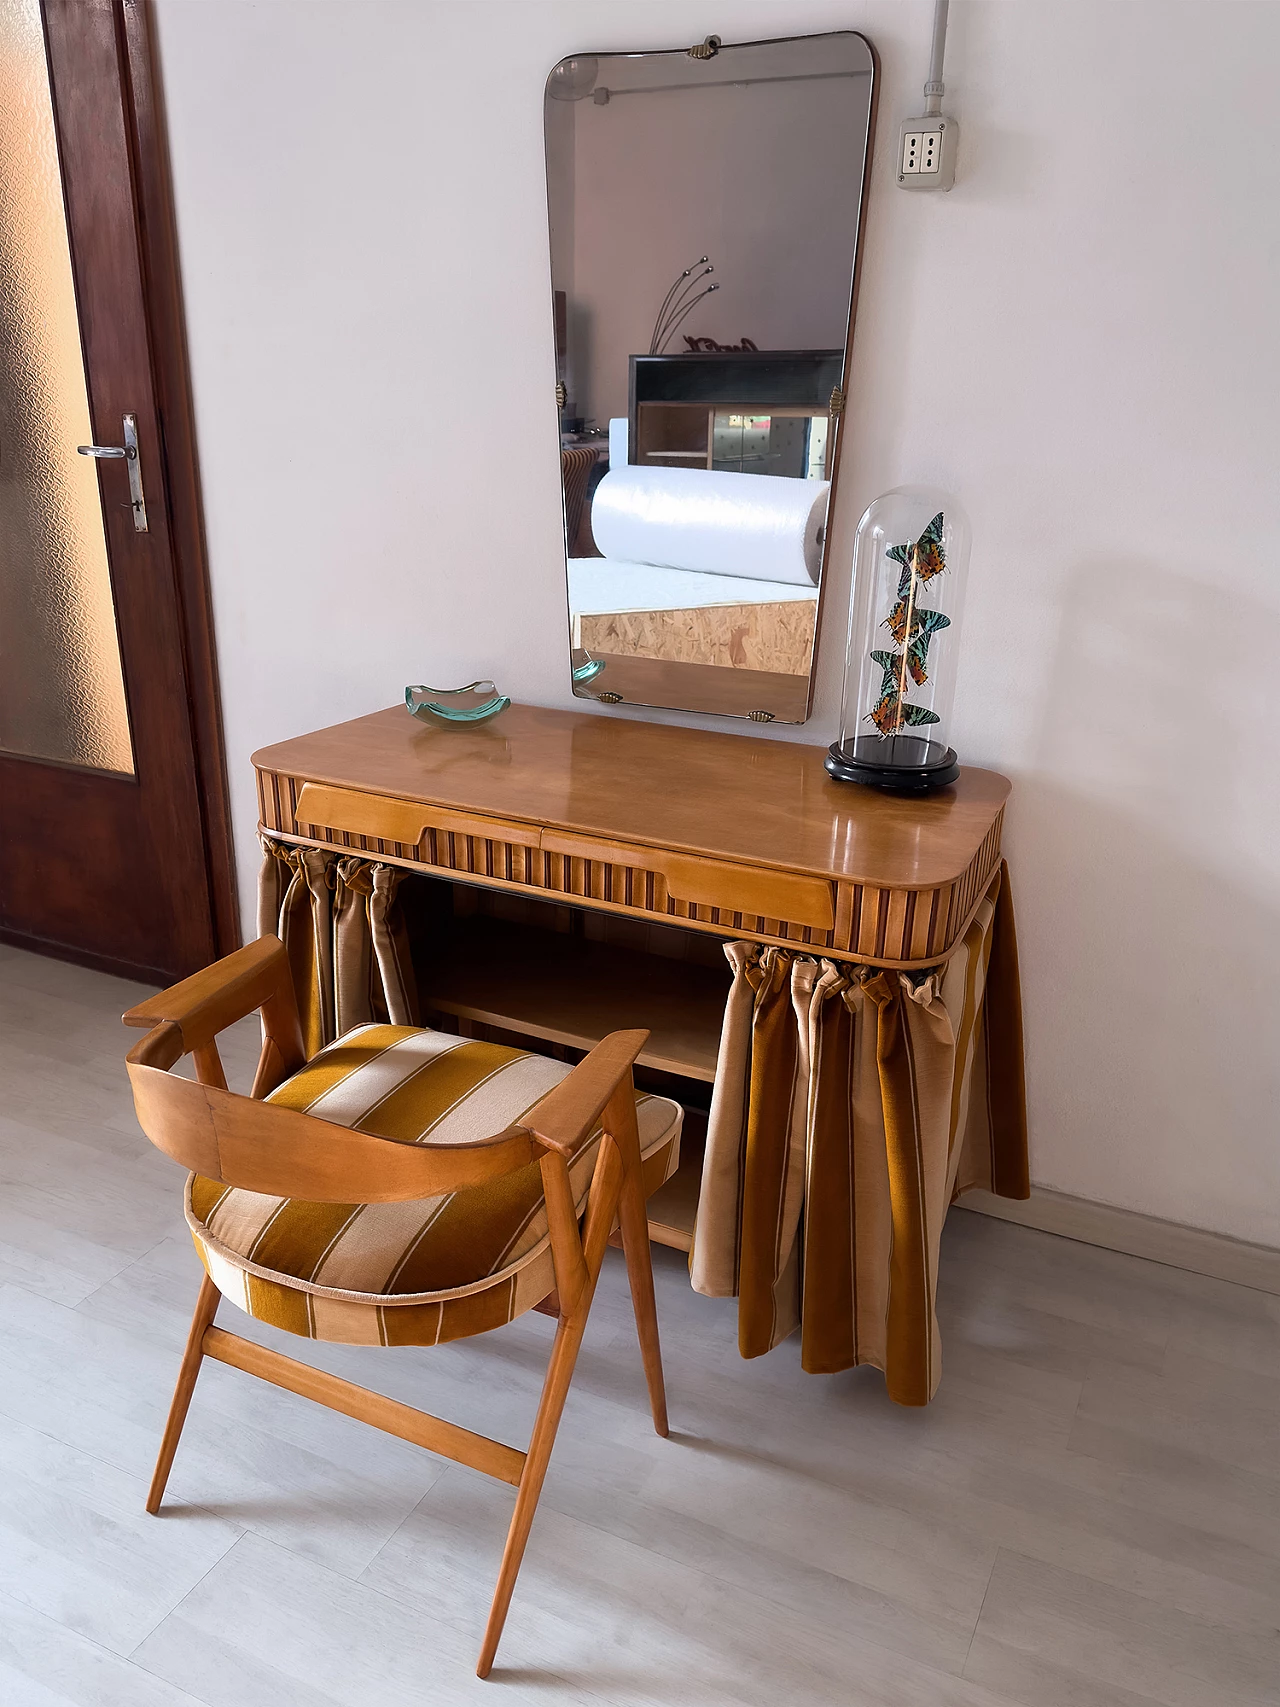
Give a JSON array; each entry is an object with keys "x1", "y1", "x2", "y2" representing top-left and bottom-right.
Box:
[{"x1": 1, "y1": 942, "x2": 1277, "y2": 1707}]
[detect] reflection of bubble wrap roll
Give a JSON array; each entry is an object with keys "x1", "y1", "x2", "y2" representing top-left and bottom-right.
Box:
[{"x1": 590, "y1": 465, "x2": 830, "y2": 586}]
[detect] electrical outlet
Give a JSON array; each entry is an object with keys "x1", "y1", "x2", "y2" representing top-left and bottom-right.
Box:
[
  {"x1": 897, "y1": 116, "x2": 958, "y2": 191},
  {"x1": 900, "y1": 130, "x2": 929, "y2": 174}
]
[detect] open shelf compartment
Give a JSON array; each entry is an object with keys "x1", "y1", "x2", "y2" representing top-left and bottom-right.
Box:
[{"x1": 414, "y1": 888, "x2": 728, "y2": 1251}]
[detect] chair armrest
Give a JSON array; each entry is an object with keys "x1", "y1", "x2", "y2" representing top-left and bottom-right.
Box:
[
  {"x1": 521, "y1": 1029, "x2": 649, "y2": 1157},
  {"x1": 122, "y1": 935, "x2": 298, "y2": 1059}
]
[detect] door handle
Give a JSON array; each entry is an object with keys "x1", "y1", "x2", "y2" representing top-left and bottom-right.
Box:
[{"x1": 78, "y1": 412, "x2": 148, "y2": 532}]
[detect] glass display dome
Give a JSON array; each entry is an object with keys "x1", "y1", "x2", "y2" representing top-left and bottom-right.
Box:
[{"x1": 826, "y1": 487, "x2": 970, "y2": 792}]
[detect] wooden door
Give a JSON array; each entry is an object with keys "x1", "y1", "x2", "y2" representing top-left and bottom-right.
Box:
[{"x1": 0, "y1": 0, "x2": 235, "y2": 982}]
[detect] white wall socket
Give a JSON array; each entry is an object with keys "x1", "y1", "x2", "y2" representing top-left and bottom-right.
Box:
[{"x1": 897, "y1": 116, "x2": 958, "y2": 191}]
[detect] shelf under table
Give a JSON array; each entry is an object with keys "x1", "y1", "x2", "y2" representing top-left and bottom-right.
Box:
[
  {"x1": 419, "y1": 915, "x2": 729, "y2": 1083},
  {"x1": 418, "y1": 915, "x2": 727, "y2": 1251},
  {"x1": 644, "y1": 1145, "x2": 703, "y2": 1253}
]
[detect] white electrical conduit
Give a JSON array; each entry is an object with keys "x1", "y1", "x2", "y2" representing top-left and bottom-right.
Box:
[{"x1": 925, "y1": 0, "x2": 949, "y2": 115}]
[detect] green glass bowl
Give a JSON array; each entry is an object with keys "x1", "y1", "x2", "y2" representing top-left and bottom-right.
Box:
[{"x1": 405, "y1": 681, "x2": 510, "y2": 724}]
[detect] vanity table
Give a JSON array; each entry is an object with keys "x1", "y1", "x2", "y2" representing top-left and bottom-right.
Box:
[{"x1": 254, "y1": 702, "x2": 1027, "y2": 1405}]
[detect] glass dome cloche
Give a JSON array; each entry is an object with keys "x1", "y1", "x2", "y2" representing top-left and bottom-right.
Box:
[{"x1": 826, "y1": 487, "x2": 970, "y2": 793}]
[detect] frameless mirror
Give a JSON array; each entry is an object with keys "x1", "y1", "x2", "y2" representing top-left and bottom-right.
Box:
[{"x1": 545, "y1": 31, "x2": 875, "y2": 723}]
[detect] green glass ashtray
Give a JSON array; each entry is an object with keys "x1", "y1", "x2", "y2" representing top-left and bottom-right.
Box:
[
  {"x1": 570, "y1": 651, "x2": 605, "y2": 684},
  {"x1": 405, "y1": 681, "x2": 510, "y2": 724}
]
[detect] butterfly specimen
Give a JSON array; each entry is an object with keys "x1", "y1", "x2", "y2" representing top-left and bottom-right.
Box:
[
  {"x1": 886, "y1": 511, "x2": 946, "y2": 594},
  {"x1": 864, "y1": 512, "x2": 949, "y2": 737},
  {"x1": 882, "y1": 604, "x2": 950, "y2": 685},
  {"x1": 866, "y1": 692, "x2": 942, "y2": 737},
  {"x1": 870, "y1": 648, "x2": 906, "y2": 701},
  {"x1": 867, "y1": 649, "x2": 942, "y2": 736},
  {"x1": 883, "y1": 600, "x2": 950, "y2": 647}
]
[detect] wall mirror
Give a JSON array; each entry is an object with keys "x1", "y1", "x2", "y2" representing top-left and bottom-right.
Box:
[{"x1": 545, "y1": 31, "x2": 876, "y2": 723}]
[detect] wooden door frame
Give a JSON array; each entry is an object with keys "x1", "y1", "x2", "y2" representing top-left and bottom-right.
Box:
[
  {"x1": 119, "y1": 0, "x2": 237, "y2": 959},
  {"x1": 33, "y1": 0, "x2": 238, "y2": 967}
]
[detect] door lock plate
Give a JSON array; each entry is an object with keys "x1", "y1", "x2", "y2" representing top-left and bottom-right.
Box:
[{"x1": 77, "y1": 412, "x2": 148, "y2": 531}]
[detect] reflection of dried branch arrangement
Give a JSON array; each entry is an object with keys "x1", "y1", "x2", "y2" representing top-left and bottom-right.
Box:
[
  {"x1": 649, "y1": 257, "x2": 719, "y2": 354},
  {"x1": 866, "y1": 512, "x2": 951, "y2": 736},
  {"x1": 683, "y1": 335, "x2": 758, "y2": 353}
]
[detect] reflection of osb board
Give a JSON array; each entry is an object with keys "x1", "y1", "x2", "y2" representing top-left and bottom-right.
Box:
[
  {"x1": 576, "y1": 599, "x2": 816, "y2": 674},
  {"x1": 580, "y1": 653, "x2": 812, "y2": 721}
]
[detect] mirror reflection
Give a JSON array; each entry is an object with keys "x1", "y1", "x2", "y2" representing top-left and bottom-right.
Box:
[{"x1": 545, "y1": 32, "x2": 875, "y2": 722}]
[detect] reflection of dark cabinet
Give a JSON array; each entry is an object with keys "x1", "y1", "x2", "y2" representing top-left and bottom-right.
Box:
[{"x1": 629, "y1": 351, "x2": 843, "y2": 478}]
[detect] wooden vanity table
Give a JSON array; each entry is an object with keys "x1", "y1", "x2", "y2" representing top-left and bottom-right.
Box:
[
  {"x1": 256, "y1": 702, "x2": 1008, "y2": 967},
  {"x1": 254, "y1": 701, "x2": 1012, "y2": 1251}
]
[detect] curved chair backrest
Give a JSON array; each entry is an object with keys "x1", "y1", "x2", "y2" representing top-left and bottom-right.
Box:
[{"x1": 123, "y1": 936, "x2": 645, "y2": 1213}]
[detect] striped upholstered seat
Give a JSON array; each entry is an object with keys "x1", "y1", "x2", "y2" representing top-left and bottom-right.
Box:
[{"x1": 186, "y1": 1024, "x2": 683, "y2": 1347}]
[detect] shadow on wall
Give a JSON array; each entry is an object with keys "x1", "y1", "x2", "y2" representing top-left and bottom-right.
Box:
[{"x1": 1009, "y1": 556, "x2": 1280, "y2": 1245}]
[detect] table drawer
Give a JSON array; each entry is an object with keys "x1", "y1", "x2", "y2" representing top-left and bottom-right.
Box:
[
  {"x1": 287, "y1": 783, "x2": 543, "y2": 883},
  {"x1": 293, "y1": 783, "x2": 541, "y2": 848},
  {"x1": 542, "y1": 831, "x2": 837, "y2": 944}
]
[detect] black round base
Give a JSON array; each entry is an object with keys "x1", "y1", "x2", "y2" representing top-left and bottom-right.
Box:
[{"x1": 825, "y1": 738, "x2": 960, "y2": 794}]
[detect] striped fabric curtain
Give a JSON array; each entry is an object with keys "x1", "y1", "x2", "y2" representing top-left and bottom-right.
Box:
[
  {"x1": 690, "y1": 862, "x2": 1028, "y2": 1406},
  {"x1": 257, "y1": 837, "x2": 420, "y2": 1058}
]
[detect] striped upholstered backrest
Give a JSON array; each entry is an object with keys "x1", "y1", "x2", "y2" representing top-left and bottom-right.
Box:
[
  {"x1": 123, "y1": 936, "x2": 539, "y2": 1205},
  {"x1": 127, "y1": 1034, "x2": 539, "y2": 1203}
]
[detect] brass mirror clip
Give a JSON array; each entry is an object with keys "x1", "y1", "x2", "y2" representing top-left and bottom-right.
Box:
[
  {"x1": 828, "y1": 385, "x2": 845, "y2": 420},
  {"x1": 688, "y1": 35, "x2": 721, "y2": 60},
  {"x1": 747, "y1": 710, "x2": 776, "y2": 723},
  {"x1": 555, "y1": 381, "x2": 567, "y2": 409}
]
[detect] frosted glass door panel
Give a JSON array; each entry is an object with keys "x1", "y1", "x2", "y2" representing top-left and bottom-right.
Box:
[{"x1": 0, "y1": 0, "x2": 133, "y2": 773}]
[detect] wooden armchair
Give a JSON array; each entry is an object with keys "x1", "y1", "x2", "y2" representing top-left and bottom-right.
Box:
[{"x1": 123, "y1": 935, "x2": 676, "y2": 1677}]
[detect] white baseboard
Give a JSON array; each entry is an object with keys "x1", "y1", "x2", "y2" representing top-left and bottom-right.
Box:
[{"x1": 956, "y1": 1187, "x2": 1280, "y2": 1297}]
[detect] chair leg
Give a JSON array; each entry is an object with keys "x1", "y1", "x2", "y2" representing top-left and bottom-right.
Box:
[
  {"x1": 477, "y1": 1114, "x2": 669, "y2": 1679},
  {"x1": 478, "y1": 1135, "x2": 632, "y2": 1677},
  {"x1": 617, "y1": 1159, "x2": 669, "y2": 1438},
  {"x1": 606, "y1": 1080, "x2": 668, "y2": 1437},
  {"x1": 476, "y1": 1309, "x2": 589, "y2": 1678},
  {"x1": 146, "y1": 1271, "x2": 220, "y2": 1514}
]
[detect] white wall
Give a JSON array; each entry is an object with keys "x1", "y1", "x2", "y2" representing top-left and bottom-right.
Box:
[{"x1": 153, "y1": 0, "x2": 1280, "y2": 1249}]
